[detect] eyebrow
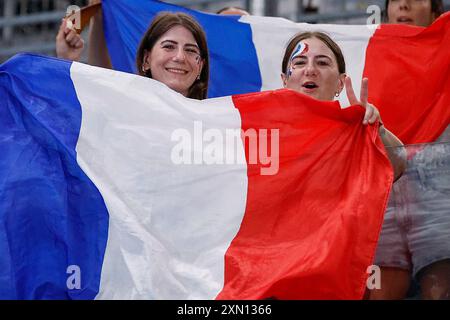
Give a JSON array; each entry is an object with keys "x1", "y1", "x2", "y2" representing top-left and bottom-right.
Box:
[
  {"x1": 293, "y1": 55, "x2": 333, "y2": 63},
  {"x1": 315, "y1": 55, "x2": 333, "y2": 61},
  {"x1": 294, "y1": 54, "x2": 333, "y2": 60},
  {"x1": 160, "y1": 39, "x2": 200, "y2": 49}
]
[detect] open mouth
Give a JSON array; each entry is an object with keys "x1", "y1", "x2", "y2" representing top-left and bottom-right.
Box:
[
  {"x1": 166, "y1": 68, "x2": 188, "y2": 75},
  {"x1": 302, "y1": 81, "x2": 318, "y2": 89},
  {"x1": 397, "y1": 17, "x2": 414, "y2": 24}
]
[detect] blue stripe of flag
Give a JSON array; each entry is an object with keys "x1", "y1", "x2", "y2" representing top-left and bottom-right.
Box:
[{"x1": 0, "y1": 54, "x2": 109, "y2": 299}]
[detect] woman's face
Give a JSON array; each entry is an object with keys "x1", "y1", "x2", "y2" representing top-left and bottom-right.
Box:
[
  {"x1": 281, "y1": 37, "x2": 345, "y2": 102},
  {"x1": 387, "y1": 0, "x2": 435, "y2": 27},
  {"x1": 143, "y1": 25, "x2": 204, "y2": 96}
]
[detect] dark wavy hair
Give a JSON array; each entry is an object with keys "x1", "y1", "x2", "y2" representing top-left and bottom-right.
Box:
[{"x1": 136, "y1": 12, "x2": 209, "y2": 100}]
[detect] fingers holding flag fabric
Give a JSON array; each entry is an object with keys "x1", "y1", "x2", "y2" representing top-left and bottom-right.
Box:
[
  {"x1": 56, "y1": 19, "x2": 84, "y2": 61},
  {"x1": 366, "y1": 104, "x2": 381, "y2": 125}
]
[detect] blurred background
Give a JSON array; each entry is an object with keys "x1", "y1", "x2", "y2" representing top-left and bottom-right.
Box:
[{"x1": 3, "y1": 0, "x2": 449, "y2": 63}]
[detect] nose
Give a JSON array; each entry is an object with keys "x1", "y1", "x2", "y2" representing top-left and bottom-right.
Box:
[
  {"x1": 398, "y1": 0, "x2": 411, "y2": 10},
  {"x1": 172, "y1": 47, "x2": 187, "y2": 62},
  {"x1": 304, "y1": 61, "x2": 317, "y2": 76}
]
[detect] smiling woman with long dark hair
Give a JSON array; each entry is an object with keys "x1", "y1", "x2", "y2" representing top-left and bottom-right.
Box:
[{"x1": 56, "y1": 11, "x2": 209, "y2": 100}]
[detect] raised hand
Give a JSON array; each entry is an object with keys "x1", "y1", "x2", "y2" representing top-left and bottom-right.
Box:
[
  {"x1": 56, "y1": 19, "x2": 84, "y2": 61},
  {"x1": 345, "y1": 76, "x2": 406, "y2": 180},
  {"x1": 345, "y1": 76, "x2": 382, "y2": 126}
]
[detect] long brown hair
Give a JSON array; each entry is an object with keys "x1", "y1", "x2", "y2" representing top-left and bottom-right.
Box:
[
  {"x1": 281, "y1": 32, "x2": 346, "y2": 76},
  {"x1": 136, "y1": 12, "x2": 209, "y2": 100}
]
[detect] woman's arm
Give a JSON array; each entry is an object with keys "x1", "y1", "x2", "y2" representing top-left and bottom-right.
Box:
[
  {"x1": 378, "y1": 125, "x2": 407, "y2": 182},
  {"x1": 87, "y1": 1, "x2": 112, "y2": 68}
]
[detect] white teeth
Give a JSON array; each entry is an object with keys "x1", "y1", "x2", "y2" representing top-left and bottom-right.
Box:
[{"x1": 167, "y1": 68, "x2": 187, "y2": 74}]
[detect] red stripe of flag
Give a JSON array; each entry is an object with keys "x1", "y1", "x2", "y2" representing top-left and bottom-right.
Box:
[
  {"x1": 216, "y1": 89, "x2": 393, "y2": 299},
  {"x1": 364, "y1": 12, "x2": 450, "y2": 144}
]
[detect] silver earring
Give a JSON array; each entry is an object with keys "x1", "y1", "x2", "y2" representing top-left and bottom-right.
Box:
[
  {"x1": 335, "y1": 92, "x2": 340, "y2": 98},
  {"x1": 197, "y1": 74, "x2": 201, "y2": 80}
]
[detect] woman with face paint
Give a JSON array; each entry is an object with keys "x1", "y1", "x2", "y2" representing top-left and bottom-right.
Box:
[
  {"x1": 57, "y1": 11, "x2": 209, "y2": 100},
  {"x1": 369, "y1": 0, "x2": 450, "y2": 301},
  {"x1": 281, "y1": 32, "x2": 406, "y2": 181}
]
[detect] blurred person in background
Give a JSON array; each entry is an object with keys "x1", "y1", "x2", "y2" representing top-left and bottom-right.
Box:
[
  {"x1": 385, "y1": 0, "x2": 444, "y2": 26},
  {"x1": 216, "y1": 6, "x2": 250, "y2": 16},
  {"x1": 369, "y1": 0, "x2": 449, "y2": 300}
]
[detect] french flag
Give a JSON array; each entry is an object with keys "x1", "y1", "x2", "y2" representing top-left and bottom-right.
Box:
[
  {"x1": 0, "y1": 53, "x2": 392, "y2": 299},
  {"x1": 102, "y1": 0, "x2": 450, "y2": 144}
]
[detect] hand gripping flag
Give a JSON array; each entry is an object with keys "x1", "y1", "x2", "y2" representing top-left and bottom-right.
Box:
[
  {"x1": 0, "y1": 54, "x2": 393, "y2": 299},
  {"x1": 100, "y1": 0, "x2": 450, "y2": 144}
]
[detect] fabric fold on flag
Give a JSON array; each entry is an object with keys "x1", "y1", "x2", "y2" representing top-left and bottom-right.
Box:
[
  {"x1": 217, "y1": 90, "x2": 393, "y2": 299},
  {"x1": 363, "y1": 14, "x2": 450, "y2": 144}
]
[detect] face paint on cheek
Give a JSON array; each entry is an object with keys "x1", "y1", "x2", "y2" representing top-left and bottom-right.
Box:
[{"x1": 287, "y1": 65, "x2": 293, "y2": 79}]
